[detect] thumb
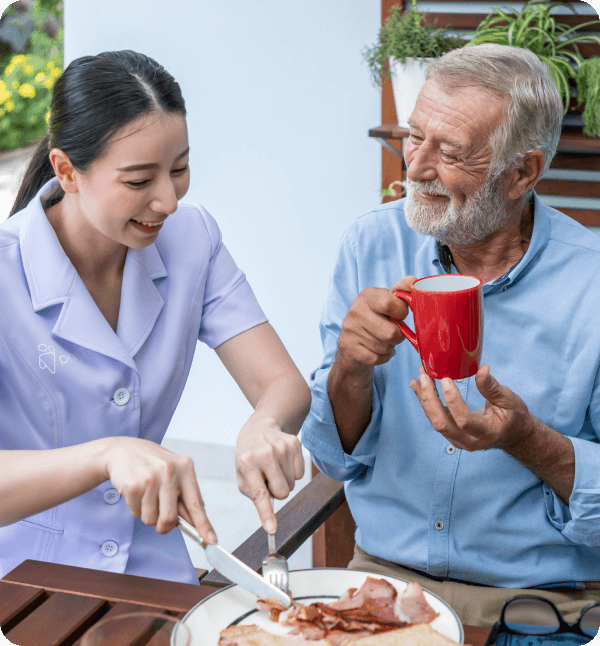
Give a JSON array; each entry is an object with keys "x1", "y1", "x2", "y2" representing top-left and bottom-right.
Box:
[{"x1": 475, "y1": 365, "x2": 507, "y2": 406}]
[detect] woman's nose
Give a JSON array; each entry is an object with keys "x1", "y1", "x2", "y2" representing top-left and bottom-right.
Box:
[{"x1": 151, "y1": 175, "x2": 178, "y2": 214}]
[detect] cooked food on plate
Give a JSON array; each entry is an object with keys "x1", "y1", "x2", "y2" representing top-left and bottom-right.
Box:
[{"x1": 219, "y1": 577, "x2": 469, "y2": 646}]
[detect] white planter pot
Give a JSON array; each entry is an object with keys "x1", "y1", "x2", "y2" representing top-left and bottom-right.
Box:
[{"x1": 389, "y1": 57, "x2": 434, "y2": 127}]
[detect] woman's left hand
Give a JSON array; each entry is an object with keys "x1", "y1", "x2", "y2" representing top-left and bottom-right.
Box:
[{"x1": 235, "y1": 416, "x2": 305, "y2": 534}]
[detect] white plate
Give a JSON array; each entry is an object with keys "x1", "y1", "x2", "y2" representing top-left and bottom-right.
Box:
[{"x1": 181, "y1": 568, "x2": 464, "y2": 645}]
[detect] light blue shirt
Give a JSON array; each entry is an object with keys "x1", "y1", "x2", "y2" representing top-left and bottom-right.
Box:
[
  {"x1": 301, "y1": 194, "x2": 600, "y2": 588},
  {"x1": 0, "y1": 177, "x2": 267, "y2": 584}
]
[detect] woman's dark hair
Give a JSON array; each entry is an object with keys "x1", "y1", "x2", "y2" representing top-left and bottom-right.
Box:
[{"x1": 9, "y1": 50, "x2": 186, "y2": 217}]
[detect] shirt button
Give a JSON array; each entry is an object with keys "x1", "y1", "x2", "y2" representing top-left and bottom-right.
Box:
[
  {"x1": 101, "y1": 540, "x2": 119, "y2": 557},
  {"x1": 446, "y1": 445, "x2": 456, "y2": 454},
  {"x1": 104, "y1": 489, "x2": 121, "y2": 505},
  {"x1": 435, "y1": 521, "x2": 444, "y2": 531},
  {"x1": 456, "y1": 378, "x2": 465, "y2": 383},
  {"x1": 113, "y1": 388, "x2": 130, "y2": 406},
  {"x1": 503, "y1": 285, "x2": 509, "y2": 291}
]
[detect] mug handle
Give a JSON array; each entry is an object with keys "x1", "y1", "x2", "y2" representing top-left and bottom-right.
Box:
[{"x1": 393, "y1": 290, "x2": 419, "y2": 352}]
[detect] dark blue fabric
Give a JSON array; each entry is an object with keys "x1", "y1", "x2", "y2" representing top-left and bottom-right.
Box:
[{"x1": 496, "y1": 632, "x2": 596, "y2": 645}]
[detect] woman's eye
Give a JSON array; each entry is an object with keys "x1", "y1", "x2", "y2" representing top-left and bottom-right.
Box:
[
  {"x1": 172, "y1": 164, "x2": 189, "y2": 174},
  {"x1": 127, "y1": 180, "x2": 149, "y2": 187}
]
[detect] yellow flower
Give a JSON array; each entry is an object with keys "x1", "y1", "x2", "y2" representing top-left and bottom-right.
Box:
[
  {"x1": 0, "y1": 81, "x2": 6, "y2": 92},
  {"x1": 0, "y1": 109, "x2": 4, "y2": 117},
  {"x1": 47, "y1": 61, "x2": 55, "y2": 71},
  {"x1": 11, "y1": 55, "x2": 25, "y2": 65},
  {"x1": 50, "y1": 67, "x2": 61, "y2": 78},
  {"x1": 45, "y1": 111, "x2": 50, "y2": 123},
  {"x1": 5, "y1": 63, "x2": 15, "y2": 76},
  {"x1": 44, "y1": 78, "x2": 54, "y2": 89},
  {"x1": 0, "y1": 85, "x2": 10, "y2": 104},
  {"x1": 5, "y1": 101, "x2": 15, "y2": 112},
  {"x1": 18, "y1": 84, "x2": 35, "y2": 99},
  {"x1": 24, "y1": 65, "x2": 34, "y2": 76},
  {"x1": 35, "y1": 72, "x2": 46, "y2": 83}
]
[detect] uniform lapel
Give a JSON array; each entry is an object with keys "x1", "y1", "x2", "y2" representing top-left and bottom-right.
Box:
[
  {"x1": 19, "y1": 178, "x2": 166, "y2": 372},
  {"x1": 116, "y1": 244, "x2": 166, "y2": 358}
]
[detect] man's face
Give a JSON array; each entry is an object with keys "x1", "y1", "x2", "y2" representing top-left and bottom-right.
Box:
[{"x1": 403, "y1": 79, "x2": 512, "y2": 245}]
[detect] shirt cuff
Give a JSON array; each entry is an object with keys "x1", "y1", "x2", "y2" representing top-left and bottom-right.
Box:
[
  {"x1": 544, "y1": 436, "x2": 600, "y2": 547},
  {"x1": 300, "y1": 365, "x2": 382, "y2": 481}
]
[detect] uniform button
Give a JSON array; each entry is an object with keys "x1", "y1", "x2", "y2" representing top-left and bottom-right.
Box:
[
  {"x1": 104, "y1": 489, "x2": 121, "y2": 505},
  {"x1": 446, "y1": 445, "x2": 456, "y2": 454},
  {"x1": 435, "y1": 521, "x2": 444, "y2": 531},
  {"x1": 113, "y1": 388, "x2": 130, "y2": 406},
  {"x1": 101, "y1": 540, "x2": 119, "y2": 557}
]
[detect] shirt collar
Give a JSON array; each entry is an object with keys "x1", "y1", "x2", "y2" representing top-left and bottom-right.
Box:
[
  {"x1": 19, "y1": 177, "x2": 168, "y2": 368},
  {"x1": 430, "y1": 192, "x2": 550, "y2": 291},
  {"x1": 20, "y1": 177, "x2": 167, "y2": 310}
]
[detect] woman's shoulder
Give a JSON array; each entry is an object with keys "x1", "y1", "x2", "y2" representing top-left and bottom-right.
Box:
[{"x1": 161, "y1": 202, "x2": 223, "y2": 254}]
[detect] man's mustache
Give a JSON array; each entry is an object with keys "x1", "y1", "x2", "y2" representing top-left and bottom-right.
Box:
[{"x1": 408, "y1": 179, "x2": 452, "y2": 198}]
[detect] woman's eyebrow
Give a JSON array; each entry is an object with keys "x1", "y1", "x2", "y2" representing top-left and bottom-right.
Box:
[{"x1": 117, "y1": 147, "x2": 190, "y2": 172}]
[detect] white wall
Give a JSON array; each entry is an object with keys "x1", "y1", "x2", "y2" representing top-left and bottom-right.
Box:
[{"x1": 64, "y1": 1, "x2": 380, "y2": 446}]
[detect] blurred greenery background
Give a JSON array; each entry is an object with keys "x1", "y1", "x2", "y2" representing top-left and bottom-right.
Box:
[{"x1": 0, "y1": 0, "x2": 63, "y2": 151}]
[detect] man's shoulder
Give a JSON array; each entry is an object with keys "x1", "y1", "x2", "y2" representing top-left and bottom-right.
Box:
[
  {"x1": 541, "y1": 202, "x2": 600, "y2": 255},
  {"x1": 350, "y1": 198, "x2": 421, "y2": 241}
]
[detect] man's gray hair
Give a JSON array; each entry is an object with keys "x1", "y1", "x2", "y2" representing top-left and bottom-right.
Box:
[{"x1": 426, "y1": 44, "x2": 563, "y2": 180}]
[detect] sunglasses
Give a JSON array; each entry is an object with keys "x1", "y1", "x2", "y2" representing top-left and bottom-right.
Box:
[{"x1": 485, "y1": 595, "x2": 600, "y2": 646}]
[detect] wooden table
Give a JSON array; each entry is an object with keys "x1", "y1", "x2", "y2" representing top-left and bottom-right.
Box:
[{"x1": 1, "y1": 560, "x2": 492, "y2": 646}]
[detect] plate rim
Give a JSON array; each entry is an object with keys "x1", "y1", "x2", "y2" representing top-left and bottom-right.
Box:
[{"x1": 181, "y1": 567, "x2": 464, "y2": 645}]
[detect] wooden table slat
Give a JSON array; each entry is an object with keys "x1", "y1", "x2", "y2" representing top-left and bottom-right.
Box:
[
  {"x1": 2, "y1": 561, "x2": 212, "y2": 613},
  {"x1": 6, "y1": 591, "x2": 105, "y2": 646},
  {"x1": 0, "y1": 581, "x2": 47, "y2": 632}
]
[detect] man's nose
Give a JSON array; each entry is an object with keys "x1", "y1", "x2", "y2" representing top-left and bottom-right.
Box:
[{"x1": 405, "y1": 142, "x2": 437, "y2": 183}]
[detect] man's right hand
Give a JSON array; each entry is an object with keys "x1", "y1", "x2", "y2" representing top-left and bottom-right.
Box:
[{"x1": 336, "y1": 276, "x2": 417, "y2": 368}]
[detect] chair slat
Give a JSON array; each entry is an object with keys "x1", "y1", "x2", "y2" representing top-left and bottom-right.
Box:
[{"x1": 536, "y1": 179, "x2": 600, "y2": 198}]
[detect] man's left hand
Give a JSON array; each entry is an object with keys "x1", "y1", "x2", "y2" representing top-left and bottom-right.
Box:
[{"x1": 410, "y1": 364, "x2": 533, "y2": 452}]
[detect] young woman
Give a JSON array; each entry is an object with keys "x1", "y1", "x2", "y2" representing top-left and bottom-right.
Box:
[{"x1": 0, "y1": 50, "x2": 310, "y2": 585}]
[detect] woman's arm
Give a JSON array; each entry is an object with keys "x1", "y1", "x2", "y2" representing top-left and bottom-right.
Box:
[
  {"x1": 215, "y1": 322, "x2": 311, "y2": 533},
  {"x1": 0, "y1": 437, "x2": 217, "y2": 543}
]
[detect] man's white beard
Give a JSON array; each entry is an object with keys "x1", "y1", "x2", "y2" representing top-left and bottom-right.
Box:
[{"x1": 403, "y1": 174, "x2": 511, "y2": 245}]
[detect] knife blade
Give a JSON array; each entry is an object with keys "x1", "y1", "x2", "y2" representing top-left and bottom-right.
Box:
[{"x1": 177, "y1": 515, "x2": 292, "y2": 607}]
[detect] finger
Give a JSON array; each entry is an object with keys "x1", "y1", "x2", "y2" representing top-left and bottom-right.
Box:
[
  {"x1": 155, "y1": 479, "x2": 179, "y2": 535},
  {"x1": 293, "y1": 441, "x2": 305, "y2": 480},
  {"x1": 475, "y1": 365, "x2": 510, "y2": 407},
  {"x1": 439, "y1": 377, "x2": 479, "y2": 429},
  {"x1": 390, "y1": 275, "x2": 418, "y2": 293},
  {"x1": 241, "y1": 469, "x2": 277, "y2": 534},
  {"x1": 139, "y1": 475, "x2": 160, "y2": 528},
  {"x1": 179, "y1": 473, "x2": 217, "y2": 544}
]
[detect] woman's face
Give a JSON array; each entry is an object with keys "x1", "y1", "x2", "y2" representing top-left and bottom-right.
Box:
[{"x1": 69, "y1": 110, "x2": 190, "y2": 250}]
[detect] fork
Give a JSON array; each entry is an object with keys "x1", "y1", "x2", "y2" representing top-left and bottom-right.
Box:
[{"x1": 261, "y1": 496, "x2": 290, "y2": 594}]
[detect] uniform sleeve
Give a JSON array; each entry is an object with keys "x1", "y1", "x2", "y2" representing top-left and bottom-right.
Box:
[
  {"x1": 196, "y1": 206, "x2": 268, "y2": 349},
  {"x1": 300, "y1": 226, "x2": 382, "y2": 482},
  {"x1": 543, "y1": 366, "x2": 600, "y2": 547}
]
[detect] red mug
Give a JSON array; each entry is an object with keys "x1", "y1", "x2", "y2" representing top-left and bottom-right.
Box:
[{"x1": 393, "y1": 274, "x2": 483, "y2": 380}]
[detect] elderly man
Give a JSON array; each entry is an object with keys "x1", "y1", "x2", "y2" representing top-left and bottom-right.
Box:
[{"x1": 301, "y1": 44, "x2": 600, "y2": 628}]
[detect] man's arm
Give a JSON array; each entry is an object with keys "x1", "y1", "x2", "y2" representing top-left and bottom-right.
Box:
[{"x1": 327, "y1": 277, "x2": 417, "y2": 454}]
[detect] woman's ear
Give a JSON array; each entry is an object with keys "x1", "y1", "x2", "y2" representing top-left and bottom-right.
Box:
[
  {"x1": 49, "y1": 148, "x2": 79, "y2": 194},
  {"x1": 507, "y1": 150, "x2": 545, "y2": 200}
]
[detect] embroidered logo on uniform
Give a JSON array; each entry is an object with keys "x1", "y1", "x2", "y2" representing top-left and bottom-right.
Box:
[{"x1": 38, "y1": 344, "x2": 56, "y2": 374}]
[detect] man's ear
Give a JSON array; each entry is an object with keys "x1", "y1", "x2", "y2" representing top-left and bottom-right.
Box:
[
  {"x1": 507, "y1": 150, "x2": 545, "y2": 200},
  {"x1": 49, "y1": 148, "x2": 79, "y2": 194}
]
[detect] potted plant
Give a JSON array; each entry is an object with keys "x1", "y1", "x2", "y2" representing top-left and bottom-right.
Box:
[
  {"x1": 469, "y1": 0, "x2": 600, "y2": 137},
  {"x1": 363, "y1": 0, "x2": 462, "y2": 127}
]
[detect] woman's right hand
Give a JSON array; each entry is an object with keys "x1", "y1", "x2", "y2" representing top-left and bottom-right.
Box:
[{"x1": 102, "y1": 437, "x2": 217, "y2": 543}]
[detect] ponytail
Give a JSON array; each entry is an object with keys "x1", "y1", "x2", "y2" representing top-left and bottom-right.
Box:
[{"x1": 9, "y1": 136, "x2": 59, "y2": 217}]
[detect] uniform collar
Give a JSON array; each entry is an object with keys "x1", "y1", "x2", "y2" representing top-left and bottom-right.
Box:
[
  {"x1": 20, "y1": 177, "x2": 168, "y2": 370},
  {"x1": 430, "y1": 192, "x2": 550, "y2": 291}
]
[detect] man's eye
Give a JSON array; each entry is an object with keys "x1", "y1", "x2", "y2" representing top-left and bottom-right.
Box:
[{"x1": 441, "y1": 152, "x2": 457, "y2": 160}]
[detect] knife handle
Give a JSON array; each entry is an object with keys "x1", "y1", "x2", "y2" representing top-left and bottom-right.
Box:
[{"x1": 177, "y1": 515, "x2": 206, "y2": 548}]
